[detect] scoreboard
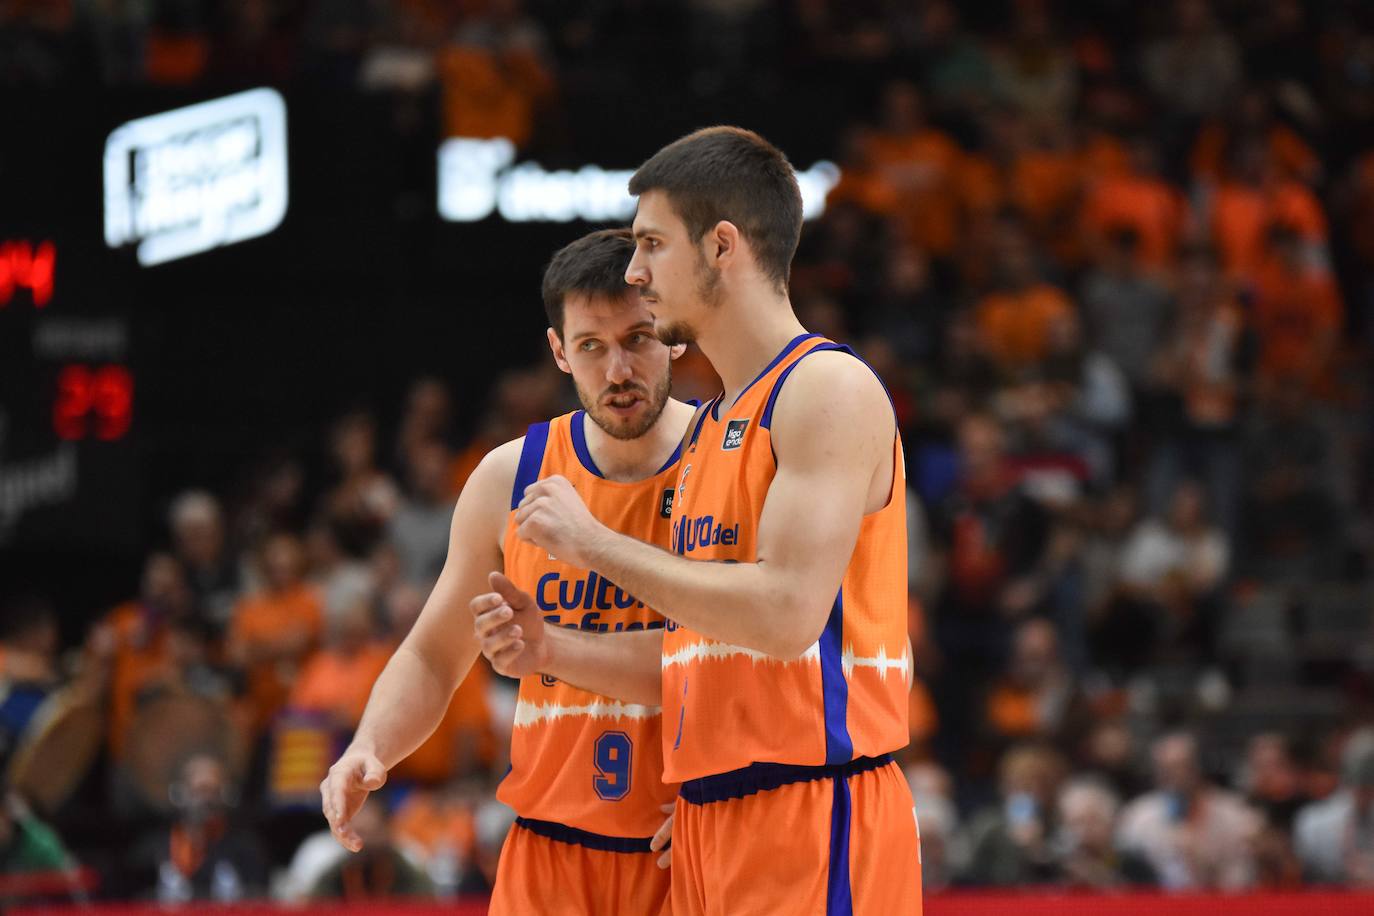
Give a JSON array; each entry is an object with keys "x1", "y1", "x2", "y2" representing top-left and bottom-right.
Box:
[{"x1": 0, "y1": 236, "x2": 139, "y2": 553}]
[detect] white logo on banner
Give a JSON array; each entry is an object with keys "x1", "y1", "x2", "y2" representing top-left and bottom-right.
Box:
[
  {"x1": 438, "y1": 138, "x2": 841, "y2": 224},
  {"x1": 104, "y1": 88, "x2": 289, "y2": 266}
]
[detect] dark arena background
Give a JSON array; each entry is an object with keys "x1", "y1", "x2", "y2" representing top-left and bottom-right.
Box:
[{"x1": 2, "y1": 1, "x2": 1374, "y2": 913}]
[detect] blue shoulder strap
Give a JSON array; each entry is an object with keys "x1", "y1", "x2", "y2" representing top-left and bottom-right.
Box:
[{"x1": 510, "y1": 421, "x2": 551, "y2": 510}]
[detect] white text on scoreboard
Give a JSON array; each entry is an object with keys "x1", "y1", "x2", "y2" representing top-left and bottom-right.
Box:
[{"x1": 104, "y1": 89, "x2": 289, "y2": 266}]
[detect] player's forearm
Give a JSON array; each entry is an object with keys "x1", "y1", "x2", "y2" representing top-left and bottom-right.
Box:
[
  {"x1": 584, "y1": 530, "x2": 826, "y2": 659},
  {"x1": 346, "y1": 644, "x2": 473, "y2": 769},
  {"x1": 542, "y1": 627, "x2": 663, "y2": 706}
]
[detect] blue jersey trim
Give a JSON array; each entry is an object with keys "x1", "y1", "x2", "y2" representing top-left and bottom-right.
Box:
[
  {"x1": 759, "y1": 342, "x2": 897, "y2": 430},
  {"x1": 677, "y1": 754, "x2": 891, "y2": 806},
  {"x1": 513, "y1": 816, "x2": 655, "y2": 854},
  {"x1": 511, "y1": 421, "x2": 552, "y2": 509},
  {"x1": 827, "y1": 775, "x2": 855, "y2": 915},
  {"x1": 570, "y1": 411, "x2": 605, "y2": 479},
  {"x1": 574, "y1": 402, "x2": 695, "y2": 478},
  {"x1": 689, "y1": 397, "x2": 720, "y2": 448},
  {"x1": 713, "y1": 333, "x2": 823, "y2": 420},
  {"x1": 820, "y1": 589, "x2": 854, "y2": 766}
]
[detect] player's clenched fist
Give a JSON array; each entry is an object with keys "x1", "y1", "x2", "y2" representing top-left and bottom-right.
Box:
[
  {"x1": 319, "y1": 750, "x2": 387, "y2": 852},
  {"x1": 472, "y1": 570, "x2": 551, "y2": 678},
  {"x1": 514, "y1": 475, "x2": 606, "y2": 568}
]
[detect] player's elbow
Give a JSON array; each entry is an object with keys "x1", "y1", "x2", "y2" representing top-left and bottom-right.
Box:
[{"x1": 764, "y1": 595, "x2": 832, "y2": 661}]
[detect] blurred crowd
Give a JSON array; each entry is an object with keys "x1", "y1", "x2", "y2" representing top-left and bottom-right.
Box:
[{"x1": 3, "y1": 0, "x2": 1374, "y2": 904}]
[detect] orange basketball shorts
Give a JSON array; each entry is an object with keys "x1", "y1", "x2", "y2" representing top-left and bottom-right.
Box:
[
  {"x1": 669, "y1": 755, "x2": 921, "y2": 916},
  {"x1": 489, "y1": 816, "x2": 672, "y2": 916}
]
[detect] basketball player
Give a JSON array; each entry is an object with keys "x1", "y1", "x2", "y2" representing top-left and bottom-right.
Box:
[
  {"x1": 320, "y1": 228, "x2": 693, "y2": 915},
  {"x1": 472, "y1": 128, "x2": 922, "y2": 914}
]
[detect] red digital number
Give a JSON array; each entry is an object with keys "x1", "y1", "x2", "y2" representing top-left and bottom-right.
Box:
[
  {"x1": 0, "y1": 240, "x2": 56, "y2": 308},
  {"x1": 53, "y1": 364, "x2": 133, "y2": 440}
]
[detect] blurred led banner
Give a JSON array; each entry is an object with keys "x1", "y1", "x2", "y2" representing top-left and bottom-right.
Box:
[
  {"x1": 438, "y1": 137, "x2": 840, "y2": 224},
  {"x1": 103, "y1": 88, "x2": 289, "y2": 266}
]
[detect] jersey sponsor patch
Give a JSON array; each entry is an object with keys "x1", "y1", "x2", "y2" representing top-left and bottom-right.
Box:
[
  {"x1": 721, "y1": 418, "x2": 749, "y2": 450},
  {"x1": 660, "y1": 487, "x2": 674, "y2": 518}
]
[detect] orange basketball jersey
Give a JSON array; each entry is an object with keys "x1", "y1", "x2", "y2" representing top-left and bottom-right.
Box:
[
  {"x1": 497, "y1": 410, "x2": 682, "y2": 840},
  {"x1": 662, "y1": 334, "x2": 910, "y2": 783}
]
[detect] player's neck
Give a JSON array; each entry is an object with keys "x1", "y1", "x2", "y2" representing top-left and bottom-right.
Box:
[
  {"x1": 584, "y1": 398, "x2": 696, "y2": 483},
  {"x1": 696, "y1": 295, "x2": 808, "y2": 409}
]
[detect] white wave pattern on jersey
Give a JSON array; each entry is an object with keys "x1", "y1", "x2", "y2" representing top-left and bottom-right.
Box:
[
  {"x1": 513, "y1": 698, "x2": 660, "y2": 728},
  {"x1": 661, "y1": 639, "x2": 822, "y2": 669},
  {"x1": 841, "y1": 642, "x2": 912, "y2": 684}
]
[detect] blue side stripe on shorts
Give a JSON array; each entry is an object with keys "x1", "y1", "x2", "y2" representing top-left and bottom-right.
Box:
[
  {"x1": 511, "y1": 421, "x2": 551, "y2": 509},
  {"x1": 828, "y1": 773, "x2": 854, "y2": 915}
]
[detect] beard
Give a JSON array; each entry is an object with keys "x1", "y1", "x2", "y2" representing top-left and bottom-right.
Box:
[
  {"x1": 576, "y1": 368, "x2": 674, "y2": 441},
  {"x1": 650, "y1": 255, "x2": 721, "y2": 348}
]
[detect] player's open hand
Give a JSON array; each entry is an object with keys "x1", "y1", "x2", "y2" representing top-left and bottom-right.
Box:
[
  {"x1": 650, "y1": 801, "x2": 674, "y2": 869},
  {"x1": 320, "y1": 749, "x2": 387, "y2": 852},
  {"x1": 472, "y1": 570, "x2": 551, "y2": 678},
  {"x1": 514, "y1": 475, "x2": 605, "y2": 569}
]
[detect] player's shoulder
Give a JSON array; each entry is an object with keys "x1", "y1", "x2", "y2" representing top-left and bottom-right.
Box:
[
  {"x1": 776, "y1": 347, "x2": 890, "y2": 419},
  {"x1": 460, "y1": 436, "x2": 527, "y2": 509}
]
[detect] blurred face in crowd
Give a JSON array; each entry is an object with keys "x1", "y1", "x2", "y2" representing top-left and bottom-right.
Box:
[
  {"x1": 547, "y1": 291, "x2": 680, "y2": 441},
  {"x1": 333, "y1": 414, "x2": 377, "y2": 476},
  {"x1": 1153, "y1": 733, "x2": 1204, "y2": 797},
  {"x1": 262, "y1": 533, "x2": 305, "y2": 592},
  {"x1": 880, "y1": 81, "x2": 925, "y2": 134},
  {"x1": 1059, "y1": 783, "x2": 1118, "y2": 855},
  {"x1": 1001, "y1": 746, "x2": 1065, "y2": 808},
  {"x1": 958, "y1": 414, "x2": 1006, "y2": 487},
  {"x1": 350, "y1": 801, "x2": 392, "y2": 855},
  {"x1": 328, "y1": 598, "x2": 375, "y2": 653},
  {"x1": 992, "y1": 225, "x2": 1037, "y2": 289},
  {"x1": 1167, "y1": 482, "x2": 1206, "y2": 532},
  {"x1": 626, "y1": 191, "x2": 726, "y2": 348},
  {"x1": 142, "y1": 552, "x2": 192, "y2": 614},
  {"x1": 176, "y1": 753, "x2": 231, "y2": 823},
  {"x1": 407, "y1": 440, "x2": 452, "y2": 502},
  {"x1": 1247, "y1": 734, "x2": 1299, "y2": 800},
  {"x1": 405, "y1": 378, "x2": 451, "y2": 431},
  {"x1": 172, "y1": 499, "x2": 224, "y2": 569},
  {"x1": 1011, "y1": 619, "x2": 1060, "y2": 686}
]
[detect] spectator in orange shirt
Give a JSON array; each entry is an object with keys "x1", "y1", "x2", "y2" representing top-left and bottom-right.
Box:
[
  {"x1": 1190, "y1": 90, "x2": 1320, "y2": 186},
  {"x1": 975, "y1": 216, "x2": 1075, "y2": 374},
  {"x1": 1209, "y1": 139, "x2": 1327, "y2": 280},
  {"x1": 1082, "y1": 138, "x2": 1189, "y2": 269},
  {"x1": 985, "y1": 618, "x2": 1085, "y2": 748},
  {"x1": 859, "y1": 80, "x2": 966, "y2": 258},
  {"x1": 438, "y1": 0, "x2": 555, "y2": 146},
  {"x1": 1009, "y1": 116, "x2": 1083, "y2": 267},
  {"x1": 88, "y1": 552, "x2": 194, "y2": 759},
  {"x1": 227, "y1": 533, "x2": 324, "y2": 734},
  {"x1": 1251, "y1": 226, "x2": 1343, "y2": 399},
  {"x1": 327, "y1": 411, "x2": 401, "y2": 555},
  {"x1": 289, "y1": 587, "x2": 391, "y2": 732}
]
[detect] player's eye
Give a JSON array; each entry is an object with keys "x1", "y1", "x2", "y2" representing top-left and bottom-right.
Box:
[
  {"x1": 581, "y1": 340, "x2": 601, "y2": 352},
  {"x1": 629, "y1": 333, "x2": 648, "y2": 346}
]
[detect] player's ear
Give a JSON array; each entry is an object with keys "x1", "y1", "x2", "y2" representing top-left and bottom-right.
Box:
[
  {"x1": 546, "y1": 327, "x2": 572, "y2": 374},
  {"x1": 708, "y1": 220, "x2": 739, "y2": 267},
  {"x1": 669, "y1": 343, "x2": 687, "y2": 361}
]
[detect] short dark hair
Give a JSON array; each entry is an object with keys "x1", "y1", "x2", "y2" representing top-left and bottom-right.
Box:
[
  {"x1": 629, "y1": 126, "x2": 802, "y2": 291},
  {"x1": 541, "y1": 228, "x2": 635, "y2": 337}
]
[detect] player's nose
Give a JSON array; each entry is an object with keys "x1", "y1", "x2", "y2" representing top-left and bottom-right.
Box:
[
  {"x1": 606, "y1": 347, "x2": 634, "y2": 384},
  {"x1": 625, "y1": 250, "x2": 648, "y2": 286}
]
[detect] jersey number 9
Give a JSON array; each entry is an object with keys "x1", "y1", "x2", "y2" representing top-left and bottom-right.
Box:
[{"x1": 593, "y1": 731, "x2": 632, "y2": 801}]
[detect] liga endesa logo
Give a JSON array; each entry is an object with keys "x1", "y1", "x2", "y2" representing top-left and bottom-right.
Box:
[{"x1": 103, "y1": 89, "x2": 288, "y2": 266}]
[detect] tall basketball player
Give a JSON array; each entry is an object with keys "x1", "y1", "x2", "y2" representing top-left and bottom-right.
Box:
[
  {"x1": 321, "y1": 229, "x2": 693, "y2": 915},
  {"x1": 474, "y1": 128, "x2": 921, "y2": 914}
]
